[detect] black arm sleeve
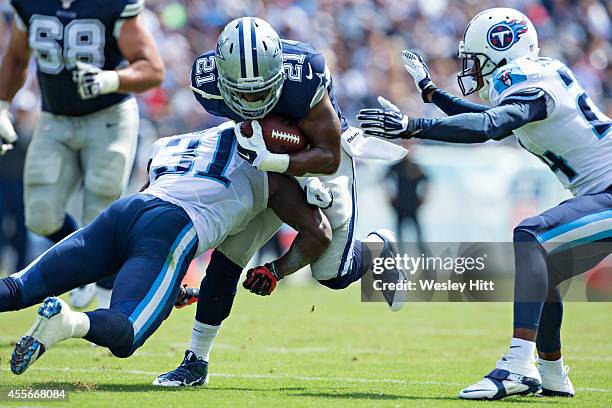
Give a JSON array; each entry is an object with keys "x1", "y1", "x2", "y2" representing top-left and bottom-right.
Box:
[
  {"x1": 430, "y1": 89, "x2": 490, "y2": 116},
  {"x1": 412, "y1": 95, "x2": 548, "y2": 144}
]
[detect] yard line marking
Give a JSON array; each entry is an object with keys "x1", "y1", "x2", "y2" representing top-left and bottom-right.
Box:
[{"x1": 3, "y1": 367, "x2": 610, "y2": 393}]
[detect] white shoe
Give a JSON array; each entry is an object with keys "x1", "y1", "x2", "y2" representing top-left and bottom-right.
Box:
[
  {"x1": 459, "y1": 353, "x2": 542, "y2": 400},
  {"x1": 538, "y1": 358, "x2": 575, "y2": 397},
  {"x1": 11, "y1": 297, "x2": 86, "y2": 375},
  {"x1": 69, "y1": 283, "x2": 97, "y2": 309},
  {"x1": 369, "y1": 229, "x2": 407, "y2": 311}
]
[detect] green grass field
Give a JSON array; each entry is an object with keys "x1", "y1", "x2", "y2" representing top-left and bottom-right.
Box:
[{"x1": 0, "y1": 284, "x2": 610, "y2": 407}]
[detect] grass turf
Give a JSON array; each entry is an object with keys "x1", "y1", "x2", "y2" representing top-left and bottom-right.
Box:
[{"x1": 0, "y1": 284, "x2": 610, "y2": 407}]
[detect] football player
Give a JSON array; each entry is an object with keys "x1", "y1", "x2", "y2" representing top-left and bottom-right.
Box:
[
  {"x1": 0, "y1": 0, "x2": 164, "y2": 309},
  {"x1": 153, "y1": 17, "x2": 408, "y2": 387},
  {"x1": 0, "y1": 121, "x2": 332, "y2": 374},
  {"x1": 358, "y1": 7, "x2": 612, "y2": 401}
]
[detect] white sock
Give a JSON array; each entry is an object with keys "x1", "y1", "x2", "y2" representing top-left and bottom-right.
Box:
[
  {"x1": 363, "y1": 232, "x2": 384, "y2": 244},
  {"x1": 189, "y1": 320, "x2": 220, "y2": 362},
  {"x1": 70, "y1": 311, "x2": 90, "y2": 338},
  {"x1": 509, "y1": 337, "x2": 537, "y2": 362},
  {"x1": 538, "y1": 356, "x2": 564, "y2": 372},
  {"x1": 97, "y1": 287, "x2": 112, "y2": 309}
]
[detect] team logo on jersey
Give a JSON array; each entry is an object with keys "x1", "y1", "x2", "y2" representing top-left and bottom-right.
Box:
[
  {"x1": 487, "y1": 20, "x2": 528, "y2": 51},
  {"x1": 499, "y1": 71, "x2": 512, "y2": 87}
]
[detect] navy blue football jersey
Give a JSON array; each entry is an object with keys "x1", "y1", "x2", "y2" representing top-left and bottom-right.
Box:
[
  {"x1": 191, "y1": 39, "x2": 349, "y2": 132},
  {"x1": 11, "y1": 0, "x2": 143, "y2": 116}
]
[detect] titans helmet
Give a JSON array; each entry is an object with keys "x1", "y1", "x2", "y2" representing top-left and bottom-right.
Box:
[
  {"x1": 457, "y1": 8, "x2": 539, "y2": 100},
  {"x1": 215, "y1": 17, "x2": 285, "y2": 119}
]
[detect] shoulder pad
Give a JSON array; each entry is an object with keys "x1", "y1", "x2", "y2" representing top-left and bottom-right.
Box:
[{"x1": 118, "y1": 0, "x2": 144, "y2": 18}]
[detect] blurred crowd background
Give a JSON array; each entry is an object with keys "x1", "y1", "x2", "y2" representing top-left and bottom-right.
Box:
[{"x1": 0, "y1": 0, "x2": 610, "y2": 272}]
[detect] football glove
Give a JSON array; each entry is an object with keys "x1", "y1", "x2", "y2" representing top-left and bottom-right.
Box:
[
  {"x1": 234, "y1": 121, "x2": 290, "y2": 173},
  {"x1": 174, "y1": 285, "x2": 199, "y2": 309},
  {"x1": 243, "y1": 263, "x2": 282, "y2": 296},
  {"x1": 357, "y1": 96, "x2": 419, "y2": 139},
  {"x1": 299, "y1": 176, "x2": 333, "y2": 209},
  {"x1": 0, "y1": 100, "x2": 16, "y2": 156},
  {"x1": 72, "y1": 61, "x2": 120, "y2": 100},
  {"x1": 401, "y1": 50, "x2": 436, "y2": 102}
]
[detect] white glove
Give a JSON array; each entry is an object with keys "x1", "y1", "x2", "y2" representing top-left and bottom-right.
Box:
[
  {"x1": 357, "y1": 96, "x2": 419, "y2": 139},
  {"x1": 234, "y1": 121, "x2": 289, "y2": 173},
  {"x1": 401, "y1": 50, "x2": 436, "y2": 102},
  {"x1": 299, "y1": 176, "x2": 333, "y2": 209},
  {"x1": 72, "y1": 61, "x2": 120, "y2": 100},
  {"x1": 0, "y1": 100, "x2": 17, "y2": 156}
]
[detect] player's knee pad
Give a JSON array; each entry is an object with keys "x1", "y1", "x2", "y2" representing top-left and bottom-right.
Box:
[
  {"x1": 84, "y1": 151, "x2": 128, "y2": 198},
  {"x1": 24, "y1": 199, "x2": 65, "y2": 236}
]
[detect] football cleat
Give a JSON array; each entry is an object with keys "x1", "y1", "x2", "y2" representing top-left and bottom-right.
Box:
[
  {"x1": 69, "y1": 283, "x2": 97, "y2": 309},
  {"x1": 459, "y1": 353, "x2": 541, "y2": 400},
  {"x1": 538, "y1": 359, "x2": 575, "y2": 397},
  {"x1": 11, "y1": 297, "x2": 75, "y2": 375},
  {"x1": 153, "y1": 350, "x2": 209, "y2": 387},
  {"x1": 369, "y1": 229, "x2": 407, "y2": 311},
  {"x1": 174, "y1": 285, "x2": 199, "y2": 309}
]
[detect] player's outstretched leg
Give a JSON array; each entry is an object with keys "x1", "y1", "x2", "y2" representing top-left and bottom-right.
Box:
[
  {"x1": 316, "y1": 227, "x2": 407, "y2": 311},
  {"x1": 366, "y1": 229, "x2": 407, "y2": 311},
  {"x1": 11, "y1": 297, "x2": 89, "y2": 375}
]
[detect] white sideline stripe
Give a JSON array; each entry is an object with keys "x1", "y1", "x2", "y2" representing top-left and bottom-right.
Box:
[{"x1": 3, "y1": 367, "x2": 610, "y2": 393}]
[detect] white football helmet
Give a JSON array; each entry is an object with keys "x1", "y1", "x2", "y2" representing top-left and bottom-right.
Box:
[
  {"x1": 216, "y1": 17, "x2": 285, "y2": 119},
  {"x1": 458, "y1": 8, "x2": 539, "y2": 100}
]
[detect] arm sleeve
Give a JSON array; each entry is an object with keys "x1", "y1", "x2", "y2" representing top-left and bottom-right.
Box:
[
  {"x1": 412, "y1": 95, "x2": 548, "y2": 143},
  {"x1": 430, "y1": 89, "x2": 490, "y2": 116}
]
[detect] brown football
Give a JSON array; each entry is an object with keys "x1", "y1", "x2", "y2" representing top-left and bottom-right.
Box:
[{"x1": 240, "y1": 114, "x2": 307, "y2": 154}]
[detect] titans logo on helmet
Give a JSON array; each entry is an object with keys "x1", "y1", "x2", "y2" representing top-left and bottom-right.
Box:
[{"x1": 487, "y1": 19, "x2": 528, "y2": 51}]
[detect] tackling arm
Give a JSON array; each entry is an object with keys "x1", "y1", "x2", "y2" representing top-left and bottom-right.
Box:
[
  {"x1": 242, "y1": 172, "x2": 332, "y2": 296},
  {"x1": 411, "y1": 96, "x2": 547, "y2": 143},
  {"x1": 429, "y1": 89, "x2": 490, "y2": 115},
  {"x1": 266, "y1": 173, "x2": 332, "y2": 277}
]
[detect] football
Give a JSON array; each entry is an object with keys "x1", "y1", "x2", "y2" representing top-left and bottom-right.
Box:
[{"x1": 240, "y1": 114, "x2": 307, "y2": 154}]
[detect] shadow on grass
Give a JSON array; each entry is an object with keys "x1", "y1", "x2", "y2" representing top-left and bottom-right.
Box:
[{"x1": 24, "y1": 382, "x2": 562, "y2": 404}]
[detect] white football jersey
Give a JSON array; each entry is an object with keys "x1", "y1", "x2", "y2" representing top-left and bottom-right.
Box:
[
  {"x1": 144, "y1": 122, "x2": 267, "y2": 255},
  {"x1": 489, "y1": 57, "x2": 612, "y2": 196}
]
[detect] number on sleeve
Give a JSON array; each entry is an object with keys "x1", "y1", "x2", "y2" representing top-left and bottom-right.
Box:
[
  {"x1": 557, "y1": 67, "x2": 611, "y2": 139},
  {"x1": 194, "y1": 56, "x2": 216, "y2": 86}
]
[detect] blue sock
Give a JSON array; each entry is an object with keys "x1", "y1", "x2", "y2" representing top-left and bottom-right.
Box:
[
  {"x1": 513, "y1": 229, "x2": 548, "y2": 331},
  {"x1": 318, "y1": 241, "x2": 367, "y2": 290},
  {"x1": 47, "y1": 214, "x2": 79, "y2": 244},
  {"x1": 536, "y1": 290, "x2": 563, "y2": 353},
  {"x1": 0, "y1": 277, "x2": 23, "y2": 312},
  {"x1": 196, "y1": 250, "x2": 242, "y2": 326}
]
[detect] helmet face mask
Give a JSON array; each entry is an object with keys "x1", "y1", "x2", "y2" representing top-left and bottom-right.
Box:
[
  {"x1": 457, "y1": 49, "x2": 500, "y2": 97},
  {"x1": 215, "y1": 17, "x2": 285, "y2": 119}
]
